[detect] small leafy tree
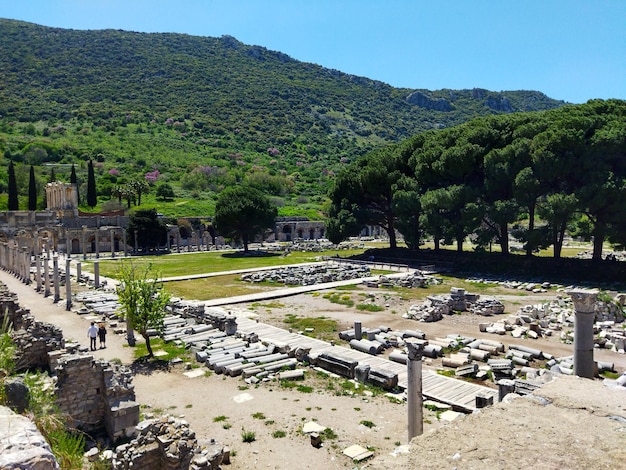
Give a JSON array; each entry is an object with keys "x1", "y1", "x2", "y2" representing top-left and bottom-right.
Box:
[
  {"x1": 156, "y1": 183, "x2": 175, "y2": 201},
  {"x1": 116, "y1": 263, "x2": 171, "y2": 357},
  {"x1": 129, "y1": 179, "x2": 149, "y2": 206}
]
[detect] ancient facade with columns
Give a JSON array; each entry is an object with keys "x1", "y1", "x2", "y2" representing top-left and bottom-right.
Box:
[{"x1": 0, "y1": 182, "x2": 329, "y2": 257}]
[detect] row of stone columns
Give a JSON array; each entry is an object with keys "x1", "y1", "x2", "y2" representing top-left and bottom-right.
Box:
[
  {"x1": 75, "y1": 227, "x2": 128, "y2": 260},
  {"x1": 0, "y1": 241, "x2": 110, "y2": 314}
]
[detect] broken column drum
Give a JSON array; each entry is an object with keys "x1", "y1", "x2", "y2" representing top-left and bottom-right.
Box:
[{"x1": 568, "y1": 288, "x2": 598, "y2": 379}]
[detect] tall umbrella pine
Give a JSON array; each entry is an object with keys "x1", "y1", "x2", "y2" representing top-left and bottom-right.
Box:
[
  {"x1": 8, "y1": 161, "x2": 18, "y2": 211},
  {"x1": 28, "y1": 165, "x2": 37, "y2": 211},
  {"x1": 87, "y1": 160, "x2": 97, "y2": 208}
]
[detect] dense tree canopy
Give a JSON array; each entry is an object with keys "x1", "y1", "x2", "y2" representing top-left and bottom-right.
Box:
[
  {"x1": 327, "y1": 99, "x2": 626, "y2": 261},
  {"x1": 127, "y1": 209, "x2": 168, "y2": 252},
  {"x1": 214, "y1": 186, "x2": 277, "y2": 252}
]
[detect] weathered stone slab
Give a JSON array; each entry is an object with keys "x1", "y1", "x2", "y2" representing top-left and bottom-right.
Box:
[{"x1": 0, "y1": 405, "x2": 59, "y2": 469}]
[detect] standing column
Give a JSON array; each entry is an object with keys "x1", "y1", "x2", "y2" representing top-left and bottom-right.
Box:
[
  {"x1": 134, "y1": 230, "x2": 138, "y2": 254},
  {"x1": 35, "y1": 254, "x2": 42, "y2": 292},
  {"x1": 176, "y1": 232, "x2": 181, "y2": 253},
  {"x1": 568, "y1": 289, "x2": 599, "y2": 379},
  {"x1": 52, "y1": 254, "x2": 60, "y2": 303},
  {"x1": 65, "y1": 258, "x2": 72, "y2": 311},
  {"x1": 94, "y1": 260, "x2": 100, "y2": 289},
  {"x1": 354, "y1": 321, "x2": 362, "y2": 340},
  {"x1": 406, "y1": 341, "x2": 424, "y2": 442},
  {"x1": 22, "y1": 248, "x2": 30, "y2": 284},
  {"x1": 95, "y1": 229, "x2": 100, "y2": 259},
  {"x1": 110, "y1": 229, "x2": 116, "y2": 258},
  {"x1": 123, "y1": 230, "x2": 128, "y2": 257},
  {"x1": 82, "y1": 226, "x2": 87, "y2": 260},
  {"x1": 76, "y1": 261, "x2": 82, "y2": 282},
  {"x1": 43, "y1": 256, "x2": 51, "y2": 297}
]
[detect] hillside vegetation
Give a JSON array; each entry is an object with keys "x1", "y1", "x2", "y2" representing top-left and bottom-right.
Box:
[{"x1": 0, "y1": 19, "x2": 565, "y2": 216}]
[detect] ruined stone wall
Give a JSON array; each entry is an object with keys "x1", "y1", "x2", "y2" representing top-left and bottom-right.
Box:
[
  {"x1": 54, "y1": 355, "x2": 139, "y2": 441},
  {"x1": 12, "y1": 314, "x2": 64, "y2": 371},
  {"x1": 0, "y1": 283, "x2": 65, "y2": 371}
]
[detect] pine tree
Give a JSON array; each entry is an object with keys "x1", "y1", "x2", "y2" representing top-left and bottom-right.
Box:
[
  {"x1": 28, "y1": 165, "x2": 37, "y2": 211},
  {"x1": 8, "y1": 161, "x2": 18, "y2": 211},
  {"x1": 87, "y1": 160, "x2": 97, "y2": 208},
  {"x1": 70, "y1": 164, "x2": 79, "y2": 205}
]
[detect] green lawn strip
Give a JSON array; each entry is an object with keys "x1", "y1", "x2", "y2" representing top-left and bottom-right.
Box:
[{"x1": 87, "y1": 248, "x2": 369, "y2": 278}]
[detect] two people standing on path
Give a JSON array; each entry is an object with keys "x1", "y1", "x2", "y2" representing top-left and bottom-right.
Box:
[{"x1": 87, "y1": 321, "x2": 107, "y2": 350}]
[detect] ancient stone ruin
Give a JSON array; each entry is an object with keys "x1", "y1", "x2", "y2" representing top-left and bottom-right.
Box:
[
  {"x1": 109, "y1": 416, "x2": 224, "y2": 470},
  {"x1": 0, "y1": 279, "x2": 227, "y2": 469},
  {"x1": 404, "y1": 287, "x2": 505, "y2": 322},
  {"x1": 240, "y1": 262, "x2": 371, "y2": 285}
]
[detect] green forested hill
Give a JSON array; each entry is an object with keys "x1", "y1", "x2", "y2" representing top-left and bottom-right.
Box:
[{"x1": 0, "y1": 19, "x2": 565, "y2": 217}]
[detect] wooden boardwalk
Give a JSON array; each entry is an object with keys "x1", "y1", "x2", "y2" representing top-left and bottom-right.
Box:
[{"x1": 233, "y1": 315, "x2": 498, "y2": 412}]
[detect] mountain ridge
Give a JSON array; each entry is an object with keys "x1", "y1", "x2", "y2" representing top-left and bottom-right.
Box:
[{"x1": 0, "y1": 18, "x2": 567, "y2": 216}]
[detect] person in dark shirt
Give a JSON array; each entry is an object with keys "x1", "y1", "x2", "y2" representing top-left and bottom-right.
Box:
[{"x1": 98, "y1": 323, "x2": 107, "y2": 349}]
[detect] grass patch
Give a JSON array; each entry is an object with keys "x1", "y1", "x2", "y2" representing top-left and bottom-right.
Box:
[
  {"x1": 252, "y1": 412, "x2": 266, "y2": 420},
  {"x1": 359, "y1": 420, "x2": 376, "y2": 428},
  {"x1": 600, "y1": 371, "x2": 620, "y2": 380},
  {"x1": 356, "y1": 303, "x2": 385, "y2": 312},
  {"x1": 131, "y1": 338, "x2": 190, "y2": 362},
  {"x1": 92, "y1": 248, "x2": 371, "y2": 279},
  {"x1": 272, "y1": 430, "x2": 286, "y2": 438},
  {"x1": 296, "y1": 385, "x2": 313, "y2": 393},
  {"x1": 436, "y1": 369, "x2": 456, "y2": 377},
  {"x1": 213, "y1": 415, "x2": 228, "y2": 422},
  {"x1": 283, "y1": 314, "x2": 338, "y2": 341},
  {"x1": 323, "y1": 292, "x2": 355, "y2": 307},
  {"x1": 241, "y1": 429, "x2": 256, "y2": 443}
]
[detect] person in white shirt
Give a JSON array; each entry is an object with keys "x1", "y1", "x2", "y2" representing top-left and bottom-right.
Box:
[{"x1": 87, "y1": 322, "x2": 98, "y2": 351}]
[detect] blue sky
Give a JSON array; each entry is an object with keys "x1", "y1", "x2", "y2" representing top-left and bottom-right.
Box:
[{"x1": 2, "y1": 1, "x2": 624, "y2": 104}]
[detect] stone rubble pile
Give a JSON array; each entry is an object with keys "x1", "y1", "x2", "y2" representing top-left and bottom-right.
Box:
[
  {"x1": 478, "y1": 295, "x2": 626, "y2": 352},
  {"x1": 364, "y1": 271, "x2": 442, "y2": 289},
  {"x1": 110, "y1": 416, "x2": 224, "y2": 470},
  {"x1": 403, "y1": 287, "x2": 505, "y2": 322},
  {"x1": 240, "y1": 262, "x2": 371, "y2": 285},
  {"x1": 339, "y1": 326, "x2": 429, "y2": 357},
  {"x1": 466, "y1": 278, "x2": 553, "y2": 293}
]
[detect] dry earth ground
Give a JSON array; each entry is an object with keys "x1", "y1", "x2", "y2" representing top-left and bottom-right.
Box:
[{"x1": 2, "y1": 269, "x2": 626, "y2": 469}]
